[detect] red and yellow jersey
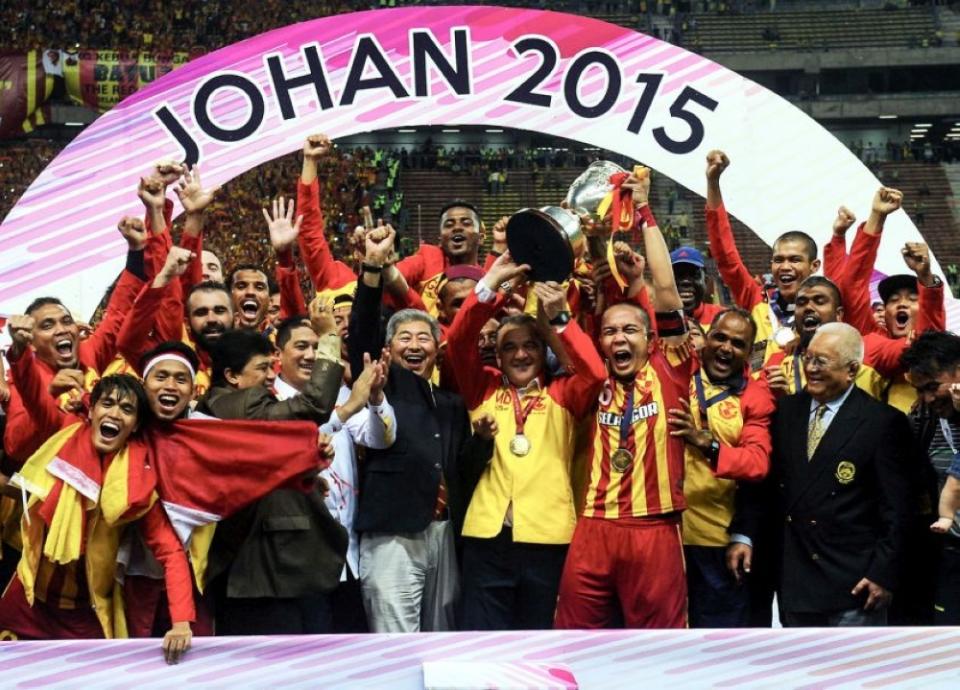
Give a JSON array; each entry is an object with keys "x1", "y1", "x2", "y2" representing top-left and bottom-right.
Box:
[
  {"x1": 448, "y1": 290, "x2": 606, "y2": 544},
  {"x1": 682, "y1": 370, "x2": 774, "y2": 547},
  {"x1": 396, "y1": 244, "x2": 451, "y2": 318},
  {"x1": 691, "y1": 301, "x2": 726, "y2": 333},
  {"x1": 583, "y1": 341, "x2": 694, "y2": 520}
]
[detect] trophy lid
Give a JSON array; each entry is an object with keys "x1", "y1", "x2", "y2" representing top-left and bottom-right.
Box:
[{"x1": 506, "y1": 208, "x2": 574, "y2": 283}]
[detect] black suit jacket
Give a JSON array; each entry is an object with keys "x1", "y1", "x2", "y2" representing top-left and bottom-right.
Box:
[
  {"x1": 733, "y1": 386, "x2": 912, "y2": 614},
  {"x1": 198, "y1": 358, "x2": 349, "y2": 599},
  {"x1": 349, "y1": 277, "x2": 493, "y2": 536}
]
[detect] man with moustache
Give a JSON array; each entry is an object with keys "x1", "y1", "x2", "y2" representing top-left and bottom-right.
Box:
[
  {"x1": 704, "y1": 150, "x2": 822, "y2": 368},
  {"x1": 671, "y1": 246, "x2": 724, "y2": 332},
  {"x1": 446, "y1": 253, "x2": 606, "y2": 631},
  {"x1": 731, "y1": 323, "x2": 912, "y2": 626},
  {"x1": 668, "y1": 308, "x2": 775, "y2": 627},
  {"x1": 554, "y1": 171, "x2": 693, "y2": 630},
  {"x1": 348, "y1": 227, "x2": 495, "y2": 633}
]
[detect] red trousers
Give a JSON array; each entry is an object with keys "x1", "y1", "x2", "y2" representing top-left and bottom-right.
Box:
[
  {"x1": 0, "y1": 576, "x2": 103, "y2": 640},
  {"x1": 554, "y1": 515, "x2": 687, "y2": 629},
  {"x1": 124, "y1": 575, "x2": 213, "y2": 637}
]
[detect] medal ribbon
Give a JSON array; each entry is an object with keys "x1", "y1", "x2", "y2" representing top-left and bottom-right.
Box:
[
  {"x1": 793, "y1": 352, "x2": 803, "y2": 393},
  {"x1": 766, "y1": 289, "x2": 795, "y2": 330},
  {"x1": 509, "y1": 384, "x2": 541, "y2": 436},
  {"x1": 618, "y1": 384, "x2": 635, "y2": 450},
  {"x1": 694, "y1": 370, "x2": 745, "y2": 427}
]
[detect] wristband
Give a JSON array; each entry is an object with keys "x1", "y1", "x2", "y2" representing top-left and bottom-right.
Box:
[
  {"x1": 705, "y1": 438, "x2": 721, "y2": 468},
  {"x1": 548, "y1": 311, "x2": 571, "y2": 327},
  {"x1": 636, "y1": 204, "x2": 657, "y2": 230},
  {"x1": 361, "y1": 263, "x2": 383, "y2": 274}
]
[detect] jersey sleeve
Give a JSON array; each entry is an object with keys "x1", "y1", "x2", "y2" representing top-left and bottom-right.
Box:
[
  {"x1": 704, "y1": 203, "x2": 763, "y2": 310},
  {"x1": 714, "y1": 378, "x2": 774, "y2": 482}
]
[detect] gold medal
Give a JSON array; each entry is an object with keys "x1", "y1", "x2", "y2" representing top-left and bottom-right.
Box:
[
  {"x1": 510, "y1": 434, "x2": 532, "y2": 457},
  {"x1": 610, "y1": 447, "x2": 633, "y2": 473}
]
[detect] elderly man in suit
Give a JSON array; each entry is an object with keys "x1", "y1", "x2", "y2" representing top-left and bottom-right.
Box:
[{"x1": 730, "y1": 322, "x2": 912, "y2": 626}]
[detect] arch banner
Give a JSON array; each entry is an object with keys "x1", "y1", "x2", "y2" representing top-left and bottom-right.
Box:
[{"x1": 1, "y1": 5, "x2": 949, "y2": 324}]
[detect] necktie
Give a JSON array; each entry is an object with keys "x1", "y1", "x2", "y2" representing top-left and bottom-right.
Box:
[{"x1": 807, "y1": 404, "x2": 828, "y2": 461}]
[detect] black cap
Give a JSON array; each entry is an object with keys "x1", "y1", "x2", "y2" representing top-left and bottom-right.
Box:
[{"x1": 877, "y1": 274, "x2": 918, "y2": 304}]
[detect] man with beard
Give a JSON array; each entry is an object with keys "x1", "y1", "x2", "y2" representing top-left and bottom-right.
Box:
[
  {"x1": 348, "y1": 229, "x2": 495, "y2": 633},
  {"x1": 901, "y1": 331, "x2": 960, "y2": 624},
  {"x1": 833, "y1": 187, "x2": 945, "y2": 413},
  {"x1": 446, "y1": 253, "x2": 606, "y2": 631},
  {"x1": 197, "y1": 328, "x2": 346, "y2": 634},
  {"x1": 704, "y1": 150, "x2": 821, "y2": 368},
  {"x1": 732, "y1": 323, "x2": 912, "y2": 627},
  {"x1": 3, "y1": 216, "x2": 149, "y2": 465},
  {"x1": 554, "y1": 171, "x2": 694, "y2": 630},
  {"x1": 668, "y1": 308, "x2": 775, "y2": 628},
  {"x1": 671, "y1": 246, "x2": 724, "y2": 332}
]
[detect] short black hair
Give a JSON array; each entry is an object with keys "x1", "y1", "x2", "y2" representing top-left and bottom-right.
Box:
[
  {"x1": 186, "y1": 280, "x2": 231, "y2": 308},
  {"x1": 137, "y1": 341, "x2": 201, "y2": 377},
  {"x1": 227, "y1": 264, "x2": 269, "y2": 290},
  {"x1": 210, "y1": 328, "x2": 275, "y2": 387},
  {"x1": 797, "y1": 275, "x2": 841, "y2": 306},
  {"x1": 439, "y1": 200, "x2": 480, "y2": 221},
  {"x1": 773, "y1": 231, "x2": 818, "y2": 262},
  {"x1": 275, "y1": 314, "x2": 312, "y2": 350},
  {"x1": 25, "y1": 296, "x2": 66, "y2": 316},
  {"x1": 710, "y1": 307, "x2": 758, "y2": 344},
  {"x1": 901, "y1": 330, "x2": 960, "y2": 379},
  {"x1": 91, "y1": 373, "x2": 150, "y2": 429}
]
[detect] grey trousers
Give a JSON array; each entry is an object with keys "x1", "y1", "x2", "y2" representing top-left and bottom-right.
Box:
[{"x1": 359, "y1": 520, "x2": 459, "y2": 632}]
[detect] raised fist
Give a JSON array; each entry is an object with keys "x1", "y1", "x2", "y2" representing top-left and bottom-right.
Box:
[
  {"x1": 118, "y1": 216, "x2": 147, "y2": 251},
  {"x1": 901, "y1": 242, "x2": 931, "y2": 280},
  {"x1": 872, "y1": 187, "x2": 903, "y2": 216},
  {"x1": 154, "y1": 161, "x2": 186, "y2": 186},
  {"x1": 833, "y1": 206, "x2": 856, "y2": 235},
  {"x1": 7, "y1": 314, "x2": 34, "y2": 352},
  {"x1": 705, "y1": 150, "x2": 730, "y2": 181},
  {"x1": 364, "y1": 224, "x2": 397, "y2": 266},
  {"x1": 303, "y1": 134, "x2": 333, "y2": 159},
  {"x1": 138, "y1": 175, "x2": 166, "y2": 210}
]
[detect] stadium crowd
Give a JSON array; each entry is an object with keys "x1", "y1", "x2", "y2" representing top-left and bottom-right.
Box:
[{"x1": 2, "y1": 130, "x2": 960, "y2": 663}]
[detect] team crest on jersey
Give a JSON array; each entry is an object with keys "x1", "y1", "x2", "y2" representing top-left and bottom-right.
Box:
[
  {"x1": 598, "y1": 402, "x2": 659, "y2": 427},
  {"x1": 717, "y1": 399, "x2": 739, "y2": 420}
]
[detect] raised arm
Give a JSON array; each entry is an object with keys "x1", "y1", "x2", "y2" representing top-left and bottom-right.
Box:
[
  {"x1": 175, "y1": 165, "x2": 219, "y2": 289},
  {"x1": 263, "y1": 195, "x2": 308, "y2": 319},
  {"x1": 902, "y1": 242, "x2": 945, "y2": 334},
  {"x1": 823, "y1": 205, "x2": 856, "y2": 282},
  {"x1": 299, "y1": 134, "x2": 357, "y2": 290},
  {"x1": 704, "y1": 150, "x2": 764, "y2": 310}
]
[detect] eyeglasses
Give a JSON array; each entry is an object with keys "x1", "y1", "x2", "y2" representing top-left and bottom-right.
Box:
[{"x1": 801, "y1": 354, "x2": 853, "y2": 371}]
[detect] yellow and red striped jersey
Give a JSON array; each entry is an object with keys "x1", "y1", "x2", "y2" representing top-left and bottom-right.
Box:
[{"x1": 583, "y1": 341, "x2": 693, "y2": 520}]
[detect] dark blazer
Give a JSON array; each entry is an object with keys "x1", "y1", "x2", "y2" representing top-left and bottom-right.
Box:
[
  {"x1": 733, "y1": 386, "x2": 912, "y2": 614},
  {"x1": 349, "y1": 277, "x2": 493, "y2": 536},
  {"x1": 198, "y1": 357, "x2": 349, "y2": 598}
]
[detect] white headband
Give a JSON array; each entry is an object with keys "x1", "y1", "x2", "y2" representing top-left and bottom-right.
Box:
[{"x1": 142, "y1": 353, "x2": 196, "y2": 381}]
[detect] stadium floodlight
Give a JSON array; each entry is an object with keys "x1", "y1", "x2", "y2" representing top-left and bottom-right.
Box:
[
  {"x1": 485, "y1": 129, "x2": 504, "y2": 133},
  {"x1": 397, "y1": 128, "x2": 417, "y2": 133},
  {"x1": 913, "y1": 123, "x2": 932, "y2": 128},
  {"x1": 64, "y1": 122, "x2": 85, "y2": 126},
  {"x1": 878, "y1": 114, "x2": 897, "y2": 119},
  {"x1": 441, "y1": 128, "x2": 460, "y2": 133}
]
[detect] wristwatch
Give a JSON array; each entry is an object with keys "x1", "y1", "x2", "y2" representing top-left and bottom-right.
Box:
[
  {"x1": 548, "y1": 311, "x2": 571, "y2": 327},
  {"x1": 704, "y1": 438, "x2": 721, "y2": 467}
]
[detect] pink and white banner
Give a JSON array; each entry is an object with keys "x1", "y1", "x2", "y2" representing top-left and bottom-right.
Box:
[
  {"x1": 1, "y1": 6, "x2": 947, "y2": 324},
  {"x1": 3, "y1": 628, "x2": 960, "y2": 688}
]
